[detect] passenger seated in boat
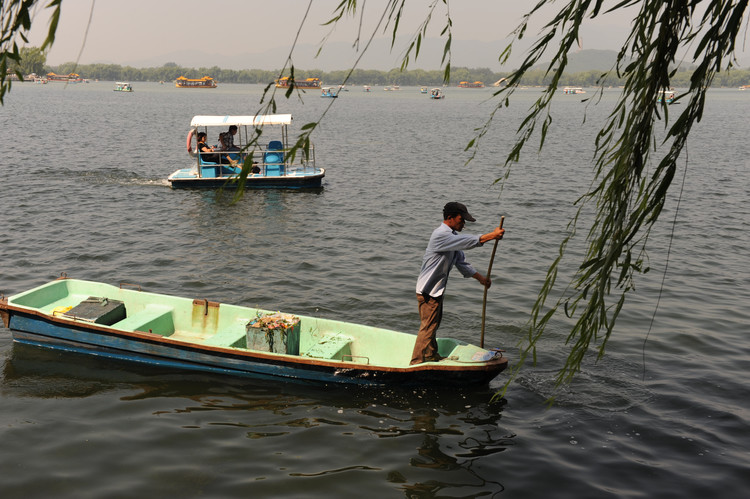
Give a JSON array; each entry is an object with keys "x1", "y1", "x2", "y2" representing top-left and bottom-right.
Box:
[
  {"x1": 223, "y1": 125, "x2": 240, "y2": 151},
  {"x1": 216, "y1": 132, "x2": 240, "y2": 165},
  {"x1": 216, "y1": 132, "x2": 228, "y2": 151},
  {"x1": 197, "y1": 132, "x2": 234, "y2": 165},
  {"x1": 196, "y1": 132, "x2": 216, "y2": 162},
  {"x1": 251, "y1": 162, "x2": 261, "y2": 174}
]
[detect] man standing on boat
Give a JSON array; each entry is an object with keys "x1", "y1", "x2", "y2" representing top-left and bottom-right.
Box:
[{"x1": 411, "y1": 202, "x2": 505, "y2": 365}]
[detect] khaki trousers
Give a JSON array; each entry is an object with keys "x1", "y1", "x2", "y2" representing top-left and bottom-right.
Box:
[{"x1": 410, "y1": 293, "x2": 444, "y2": 365}]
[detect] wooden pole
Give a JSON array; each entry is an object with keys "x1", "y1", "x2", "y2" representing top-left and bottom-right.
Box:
[{"x1": 480, "y1": 216, "x2": 504, "y2": 348}]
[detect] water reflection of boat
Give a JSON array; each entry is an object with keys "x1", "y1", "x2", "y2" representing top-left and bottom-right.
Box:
[
  {"x1": 1, "y1": 278, "x2": 509, "y2": 387},
  {"x1": 168, "y1": 114, "x2": 324, "y2": 189}
]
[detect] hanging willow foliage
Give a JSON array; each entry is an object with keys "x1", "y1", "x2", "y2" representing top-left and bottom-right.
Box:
[
  {"x1": 480, "y1": 0, "x2": 749, "y2": 389},
  {"x1": 285, "y1": 0, "x2": 750, "y2": 390},
  {"x1": 6, "y1": 0, "x2": 746, "y2": 390},
  {"x1": 0, "y1": 0, "x2": 61, "y2": 104}
]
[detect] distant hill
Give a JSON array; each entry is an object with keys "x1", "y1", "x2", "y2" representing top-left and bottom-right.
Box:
[
  {"x1": 111, "y1": 43, "x2": 750, "y2": 75},
  {"x1": 534, "y1": 49, "x2": 623, "y2": 73},
  {"x1": 119, "y1": 37, "x2": 511, "y2": 72},
  {"x1": 536, "y1": 50, "x2": 750, "y2": 74},
  {"x1": 534, "y1": 49, "x2": 750, "y2": 73}
]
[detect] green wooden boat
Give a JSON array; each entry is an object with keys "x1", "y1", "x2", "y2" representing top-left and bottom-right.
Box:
[{"x1": 0, "y1": 277, "x2": 508, "y2": 387}]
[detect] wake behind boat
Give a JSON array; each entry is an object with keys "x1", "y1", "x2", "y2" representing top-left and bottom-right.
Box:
[
  {"x1": 0, "y1": 278, "x2": 508, "y2": 387},
  {"x1": 167, "y1": 114, "x2": 325, "y2": 189}
]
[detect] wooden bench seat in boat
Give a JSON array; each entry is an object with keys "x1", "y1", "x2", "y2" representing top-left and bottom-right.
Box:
[
  {"x1": 202, "y1": 318, "x2": 252, "y2": 348},
  {"x1": 303, "y1": 333, "x2": 353, "y2": 360},
  {"x1": 113, "y1": 305, "x2": 174, "y2": 336}
]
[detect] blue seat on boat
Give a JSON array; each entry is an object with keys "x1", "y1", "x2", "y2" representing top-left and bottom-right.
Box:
[
  {"x1": 265, "y1": 163, "x2": 284, "y2": 176},
  {"x1": 219, "y1": 165, "x2": 241, "y2": 175},
  {"x1": 201, "y1": 166, "x2": 219, "y2": 177},
  {"x1": 199, "y1": 153, "x2": 219, "y2": 166},
  {"x1": 264, "y1": 151, "x2": 283, "y2": 163},
  {"x1": 264, "y1": 141, "x2": 285, "y2": 175}
]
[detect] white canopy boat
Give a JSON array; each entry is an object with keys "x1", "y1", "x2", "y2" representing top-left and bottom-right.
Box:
[{"x1": 167, "y1": 114, "x2": 325, "y2": 189}]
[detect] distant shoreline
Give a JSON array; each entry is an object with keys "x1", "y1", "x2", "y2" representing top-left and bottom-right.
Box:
[{"x1": 31, "y1": 63, "x2": 750, "y2": 89}]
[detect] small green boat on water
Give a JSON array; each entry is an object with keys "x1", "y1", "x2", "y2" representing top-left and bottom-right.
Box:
[{"x1": 1, "y1": 277, "x2": 508, "y2": 387}]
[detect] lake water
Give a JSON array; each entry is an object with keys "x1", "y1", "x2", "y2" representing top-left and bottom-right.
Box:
[{"x1": 1, "y1": 82, "x2": 749, "y2": 498}]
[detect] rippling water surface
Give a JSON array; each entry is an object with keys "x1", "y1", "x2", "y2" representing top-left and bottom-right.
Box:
[{"x1": 1, "y1": 82, "x2": 749, "y2": 498}]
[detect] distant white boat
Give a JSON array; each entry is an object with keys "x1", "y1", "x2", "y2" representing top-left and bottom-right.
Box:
[
  {"x1": 562, "y1": 87, "x2": 586, "y2": 94},
  {"x1": 429, "y1": 88, "x2": 445, "y2": 100},
  {"x1": 113, "y1": 82, "x2": 133, "y2": 92},
  {"x1": 321, "y1": 87, "x2": 338, "y2": 98}
]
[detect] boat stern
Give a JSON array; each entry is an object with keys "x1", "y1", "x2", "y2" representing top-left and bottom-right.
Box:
[{"x1": 0, "y1": 296, "x2": 9, "y2": 328}]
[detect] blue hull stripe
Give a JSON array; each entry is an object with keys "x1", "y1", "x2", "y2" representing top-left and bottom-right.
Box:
[{"x1": 8, "y1": 314, "x2": 501, "y2": 386}]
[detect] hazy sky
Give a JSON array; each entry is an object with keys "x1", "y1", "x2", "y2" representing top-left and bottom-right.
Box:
[{"x1": 26, "y1": 0, "x2": 637, "y2": 70}]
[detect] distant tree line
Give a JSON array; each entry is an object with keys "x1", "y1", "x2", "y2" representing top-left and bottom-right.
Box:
[
  {"x1": 44, "y1": 61, "x2": 512, "y2": 86},
  {"x1": 14, "y1": 47, "x2": 750, "y2": 88}
]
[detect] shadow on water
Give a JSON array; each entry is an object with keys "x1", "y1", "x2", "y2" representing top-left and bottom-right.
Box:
[
  {"x1": 2, "y1": 342, "x2": 506, "y2": 412},
  {"x1": 2, "y1": 342, "x2": 513, "y2": 496}
]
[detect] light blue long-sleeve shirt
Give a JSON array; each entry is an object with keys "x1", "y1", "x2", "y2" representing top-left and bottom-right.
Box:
[{"x1": 416, "y1": 223, "x2": 482, "y2": 298}]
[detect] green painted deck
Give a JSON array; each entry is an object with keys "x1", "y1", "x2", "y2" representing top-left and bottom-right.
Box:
[{"x1": 7, "y1": 278, "x2": 482, "y2": 368}]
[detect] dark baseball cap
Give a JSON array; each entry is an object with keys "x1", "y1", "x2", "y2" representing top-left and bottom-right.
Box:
[{"x1": 443, "y1": 202, "x2": 476, "y2": 222}]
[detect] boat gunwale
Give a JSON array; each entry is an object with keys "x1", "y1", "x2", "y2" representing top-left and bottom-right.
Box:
[
  {"x1": 166, "y1": 169, "x2": 326, "y2": 189},
  {"x1": 167, "y1": 168, "x2": 326, "y2": 181}
]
